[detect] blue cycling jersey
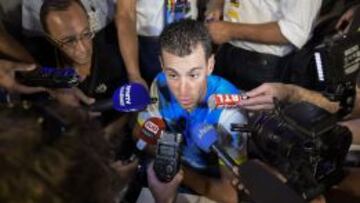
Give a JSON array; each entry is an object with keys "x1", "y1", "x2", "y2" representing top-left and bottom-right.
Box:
[{"x1": 138, "y1": 72, "x2": 247, "y2": 170}]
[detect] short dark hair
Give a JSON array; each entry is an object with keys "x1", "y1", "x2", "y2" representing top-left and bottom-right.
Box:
[
  {"x1": 159, "y1": 19, "x2": 212, "y2": 59},
  {"x1": 40, "y1": 0, "x2": 87, "y2": 33}
]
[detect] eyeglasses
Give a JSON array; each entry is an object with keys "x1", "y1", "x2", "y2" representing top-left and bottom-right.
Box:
[{"x1": 51, "y1": 29, "x2": 95, "y2": 49}]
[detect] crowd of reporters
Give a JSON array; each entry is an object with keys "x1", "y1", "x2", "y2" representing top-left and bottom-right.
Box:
[{"x1": 0, "y1": 0, "x2": 360, "y2": 203}]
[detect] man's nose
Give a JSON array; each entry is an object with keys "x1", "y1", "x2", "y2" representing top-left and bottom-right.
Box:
[
  {"x1": 75, "y1": 39, "x2": 88, "y2": 53},
  {"x1": 179, "y1": 78, "x2": 189, "y2": 96}
]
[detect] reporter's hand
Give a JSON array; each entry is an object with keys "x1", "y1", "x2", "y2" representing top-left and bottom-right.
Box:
[
  {"x1": 240, "y1": 83, "x2": 291, "y2": 111},
  {"x1": 128, "y1": 74, "x2": 149, "y2": 90},
  {"x1": 206, "y1": 21, "x2": 233, "y2": 44},
  {"x1": 205, "y1": 0, "x2": 223, "y2": 21},
  {"x1": 336, "y1": 5, "x2": 359, "y2": 32},
  {"x1": 147, "y1": 161, "x2": 183, "y2": 203},
  {"x1": 48, "y1": 87, "x2": 95, "y2": 107},
  {"x1": 0, "y1": 59, "x2": 46, "y2": 94},
  {"x1": 111, "y1": 159, "x2": 139, "y2": 188}
]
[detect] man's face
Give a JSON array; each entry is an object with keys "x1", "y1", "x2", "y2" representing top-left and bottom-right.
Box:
[
  {"x1": 161, "y1": 44, "x2": 214, "y2": 111},
  {"x1": 45, "y1": 2, "x2": 93, "y2": 66}
]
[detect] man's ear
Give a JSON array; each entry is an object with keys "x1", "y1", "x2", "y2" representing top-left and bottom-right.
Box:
[
  {"x1": 159, "y1": 55, "x2": 164, "y2": 70},
  {"x1": 206, "y1": 54, "x2": 215, "y2": 75}
]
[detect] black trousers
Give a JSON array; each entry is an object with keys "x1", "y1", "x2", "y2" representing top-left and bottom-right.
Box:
[
  {"x1": 214, "y1": 43, "x2": 289, "y2": 91},
  {"x1": 138, "y1": 36, "x2": 162, "y2": 85}
]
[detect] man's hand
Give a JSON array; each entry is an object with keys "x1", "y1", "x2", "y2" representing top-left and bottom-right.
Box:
[
  {"x1": 147, "y1": 161, "x2": 183, "y2": 203},
  {"x1": 111, "y1": 159, "x2": 139, "y2": 189},
  {"x1": 128, "y1": 74, "x2": 149, "y2": 90},
  {"x1": 0, "y1": 59, "x2": 46, "y2": 94},
  {"x1": 206, "y1": 21, "x2": 233, "y2": 44},
  {"x1": 48, "y1": 87, "x2": 95, "y2": 107},
  {"x1": 205, "y1": 0, "x2": 223, "y2": 22},
  {"x1": 240, "y1": 83, "x2": 291, "y2": 110},
  {"x1": 336, "y1": 5, "x2": 360, "y2": 32}
]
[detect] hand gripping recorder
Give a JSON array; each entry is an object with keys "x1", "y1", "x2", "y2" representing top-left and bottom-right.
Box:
[
  {"x1": 18, "y1": 66, "x2": 80, "y2": 88},
  {"x1": 153, "y1": 131, "x2": 182, "y2": 182}
]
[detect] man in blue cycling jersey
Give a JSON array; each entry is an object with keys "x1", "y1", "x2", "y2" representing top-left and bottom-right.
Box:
[{"x1": 135, "y1": 19, "x2": 247, "y2": 203}]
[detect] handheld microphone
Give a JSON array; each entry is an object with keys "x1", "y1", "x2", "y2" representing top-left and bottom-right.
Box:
[
  {"x1": 18, "y1": 66, "x2": 80, "y2": 88},
  {"x1": 88, "y1": 83, "x2": 154, "y2": 112},
  {"x1": 88, "y1": 99, "x2": 113, "y2": 112},
  {"x1": 112, "y1": 83, "x2": 152, "y2": 112},
  {"x1": 191, "y1": 123, "x2": 306, "y2": 203},
  {"x1": 136, "y1": 117, "x2": 166, "y2": 151},
  {"x1": 208, "y1": 94, "x2": 248, "y2": 109},
  {"x1": 190, "y1": 123, "x2": 239, "y2": 174}
]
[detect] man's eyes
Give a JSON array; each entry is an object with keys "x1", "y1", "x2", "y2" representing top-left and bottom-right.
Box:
[
  {"x1": 190, "y1": 73, "x2": 200, "y2": 79},
  {"x1": 61, "y1": 37, "x2": 77, "y2": 45},
  {"x1": 166, "y1": 71, "x2": 201, "y2": 79},
  {"x1": 167, "y1": 73, "x2": 178, "y2": 79}
]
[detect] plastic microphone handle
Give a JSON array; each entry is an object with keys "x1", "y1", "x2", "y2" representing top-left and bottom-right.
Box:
[
  {"x1": 88, "y1": 98, "x2": 113, "y2": 112},
  {"x1": 210, "y1": 145, "x2": 239, "y2": 176}
]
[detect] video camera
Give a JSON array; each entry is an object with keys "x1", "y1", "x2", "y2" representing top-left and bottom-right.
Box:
[
  {"x1": 233, "y1": 101, "x2": 352, "y2": 200},
  {"x1": 313, "y1": 32, "x2": 360, "y2": 117},
  {"x1": 288, "y1": 14, "x2": 360, "y2": 118}
]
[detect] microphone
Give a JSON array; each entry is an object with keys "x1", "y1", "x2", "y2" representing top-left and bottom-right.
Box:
[
  {"x1": 112, "y1": 82, "x2": 152, "y2": 112},
  {"x1": 88, "y1": 99, "x2": 113, "y2": 112},
  {"x1": 191, "y1": 123, "x2": 306, "y2": 203},
  {"x1": 88, "y1": 83, "x2": 153, "y2": 112},
  {"x1": 190, "y1": 123, "x2": 239, "y2": 174},
  {"x1": 136, "y1": 117, "x2": 166, "y2": 151},
  {"x1": 208, "y1": 94, "x2": 249, "y2": 109}
]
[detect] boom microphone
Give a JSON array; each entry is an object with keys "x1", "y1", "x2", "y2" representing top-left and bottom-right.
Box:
[{"x1": 136, "y1": 117, "x2": 166, "y2": 150}]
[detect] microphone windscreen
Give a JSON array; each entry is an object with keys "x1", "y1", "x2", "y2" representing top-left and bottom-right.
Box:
[
  {"x1": 208, "y1": 94, "x2": 248, "y2": 109},
  {"x1": 112, "y1": 83, "x2": 151, "y2": 112},
  {"x1": 190, "y1": 123, "x2": 218, "y2": 152},
  {"x1": 137, "y1": 117, "x2": 166, "y2": 145}
]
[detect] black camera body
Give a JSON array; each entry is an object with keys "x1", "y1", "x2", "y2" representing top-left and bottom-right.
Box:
[
  {"x1": 313, "y1": 32, "x2": 360, "y2": 117},
  {"x1": 314, "y1": 33, "x2": 360, "y2": 96},
  {"x1": 288, "y1": 24, "x2": 360, "y2": 118},
  {"x1": 242, "y1": 102, "x2": 352, "y2": 200},
  {"x1": 18, "y1": 66, "x2": 80, "y2": 88},
  {"x1": 153, "y1": 131, "x2": 182, "y2": 182}
]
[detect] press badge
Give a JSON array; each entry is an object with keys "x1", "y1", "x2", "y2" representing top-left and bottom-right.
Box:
[{"x1": 164, "y1": 0, "x2": 191, "y2": 25}]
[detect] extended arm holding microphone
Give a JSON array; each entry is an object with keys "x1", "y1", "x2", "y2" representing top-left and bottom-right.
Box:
[
  {"x1": 190, "y1": 123, "x2": 306, "y2": 203},
  {"x1": 87, "y1": 82, "x2": 152, "y2": 112},
  {"x1": 132, "y1": 117, "x2": 166, "y2": 158}
]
